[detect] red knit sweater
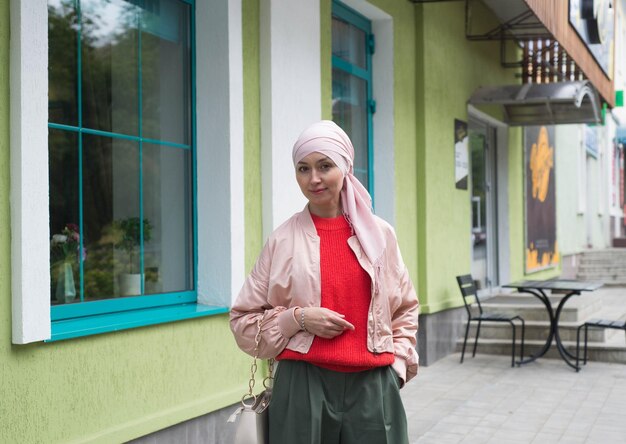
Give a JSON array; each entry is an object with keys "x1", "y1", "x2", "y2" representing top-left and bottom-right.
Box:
[{"x1": 277, "y1": 213, "x2": 394, "y2": 372}]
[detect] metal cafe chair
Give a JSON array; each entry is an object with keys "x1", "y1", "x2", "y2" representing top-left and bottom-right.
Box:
[
  {"x1": 576, "y1": 319, "x2": 626, "y2": 371},
  {"x1": 456, "y1": 274, "x2": 525, "y2": 367}
]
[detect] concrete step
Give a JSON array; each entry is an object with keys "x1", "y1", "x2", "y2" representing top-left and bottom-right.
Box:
[
  {"x1": 576, "y1": 273, "x2": 626, "y2": 279},
  {"x1": 577, "y1": 264, "x2": 626, "y2": 271},
  {"x1": 576, "y1": 272, "x2": 626, "y2": 279},
  {"x1": 579, "y1": 256, "x2": 626, "y2": 262},
  {"x1": 463, "y1": 320, "x2": 624, "y2": 342},
  {"x1": 578, "y1": 264, "x2": 626, "y2": 270},
  {"x1": 579, "y1": 262, "x2": 626, "y2": 268},
  {"x1": 592, "y1": 281, "x2": 626, "y2": 287},
  {"x1": 478, "y1": 293, "x2": 602, "y2": 323},
  {"x1": 579, "y1": 253, "x2": 626, "y2": 259},
  {"x1": 576, "y1": 275, "x2": 626, "y2": 286},
  {"x1": 455, "y1": 338, "x2": 626, "y2": 365},
  {"x1": 576, "y1": 275, "x2": 626, "y2": 281},
  {"x1": 477, "y1": 304, "x2": 588, "y2": 322},
  {"x1": 578, "y1": 248, "x2": 626, "y2": 257},
  {"x1": 577, "y1": 263, "x2": 626, "y2": 269}
]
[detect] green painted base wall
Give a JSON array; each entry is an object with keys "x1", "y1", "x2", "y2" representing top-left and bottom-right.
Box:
[{"x1": 1, "y1": 317, "x2": 251, "y2": 443}]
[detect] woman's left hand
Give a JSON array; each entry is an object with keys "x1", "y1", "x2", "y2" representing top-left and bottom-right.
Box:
[{"x1": 296, "y1": 307, "x2": 355, "y2": 339}]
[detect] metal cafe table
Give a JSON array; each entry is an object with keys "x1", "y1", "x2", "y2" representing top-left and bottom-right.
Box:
[{"x1": 502, "y1": 279, "x2": 604, "y2": 370}]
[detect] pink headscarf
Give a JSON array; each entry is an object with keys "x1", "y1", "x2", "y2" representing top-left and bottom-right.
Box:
[{"x1": 292, "y1": 120, "x2": 386, "y2": 274}]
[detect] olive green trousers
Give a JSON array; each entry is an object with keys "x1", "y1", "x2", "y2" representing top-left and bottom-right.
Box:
[{"x1": 268, "y1": 360, "x2": 409, "y2": 444}]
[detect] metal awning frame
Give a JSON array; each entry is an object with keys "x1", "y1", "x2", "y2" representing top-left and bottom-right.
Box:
[
  {"x1": 412, "y1": 0, "x2": 589, "y2": 82},
  {"x1": 469, "y1": 81, "x2": 602, "y2": 126},
  {"x1": 410, "y1": 0, "x2": 550, "y2": 41},
  {"x1": 465, "y1": 4, "x2": 551, "y2": 42}
]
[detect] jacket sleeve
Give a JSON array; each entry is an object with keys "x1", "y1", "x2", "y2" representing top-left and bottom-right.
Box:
[
  {"x1": 229, "y1": 239, "x2": 302, "y2": 359},
  {"x1": 390, "y1": 244, "x2": 420, "y2": 386}
]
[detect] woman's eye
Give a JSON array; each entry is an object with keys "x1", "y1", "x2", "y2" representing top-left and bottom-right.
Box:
[
  {"x1": 320, "y1": 163, "x2": 331, "y2": 170},
  {"x1": 298, "y1": 166, "x2": 309, "y2": 173}
]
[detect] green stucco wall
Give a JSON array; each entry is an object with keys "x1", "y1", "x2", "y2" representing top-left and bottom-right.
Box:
[
  {"x1": 388, "y1": 0, "x2": 420, "y2": 289},
  {"x1": 243, "y1": 0, "x2": 263, "y2": 270},
  {"x1": 413, "y1": 2, "x2": 558, "y2": 312},
  {"x1": 415, "y1": 2, "x2": 514, "y2": 313},
  {"x1": 0, "y1": 2, "x2": 254, "y2": 443},
  {"x1": 507, "y1": 126, "x2": 526, "y2": 282}
]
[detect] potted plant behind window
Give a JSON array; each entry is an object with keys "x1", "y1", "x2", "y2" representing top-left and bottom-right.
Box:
[{"x1": 114, "y1": 217, "x2": 153, "y2": 296}]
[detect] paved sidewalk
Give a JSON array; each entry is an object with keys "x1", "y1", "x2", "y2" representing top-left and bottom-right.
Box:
[{"x1": 401, "y1": 353, "x2": 626, "y2": 443}]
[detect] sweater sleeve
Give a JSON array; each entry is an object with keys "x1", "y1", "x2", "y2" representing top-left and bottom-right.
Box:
[{"x1": 229, "y1": 239, "x2": 302, "y2": 359}]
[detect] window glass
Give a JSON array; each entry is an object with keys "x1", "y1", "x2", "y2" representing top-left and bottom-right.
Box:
[
  {"x1": 48, "y1": 0, "x2": 79, "y2": 126},
  {"x1": 81, "y1": 0, "x2": 139, "y2": 136},
  {"x1": 82, "y1": 135, "x2": 140, "y2": 300},
  {"x1": 141, "y1": 1, "x2": 191, "y2": 145},
  {"x1": 331, "y1": 3, "x2": 372, "y2": 193},
  {"x1": 48, "y1": 0, "x2": 194, "y2": 311},
  {"x1": 332, "y1": 68, "x2": 368, "y2": 187},
  {"x1": 143, "y1": 143, "x2": 193, "y2": 294},
  {"x1": 49, "y1": 129, "x2": 80, "y2": 304},
  {"x1": 332, "y1": 16, "x2": 366, "y2": 70}
]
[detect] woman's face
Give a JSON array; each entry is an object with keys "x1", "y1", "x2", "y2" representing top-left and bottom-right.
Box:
[{"x1": 295, "y1": 152, "x2": 344, "y2": 218}]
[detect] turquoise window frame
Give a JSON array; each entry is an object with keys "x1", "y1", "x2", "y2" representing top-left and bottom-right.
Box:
[
  {"x1": 47, "y1": 0, "x2": 209, "y2": 339},
  {"x1": 331, "y1": 1, "x2": 374, "y2": 193}
]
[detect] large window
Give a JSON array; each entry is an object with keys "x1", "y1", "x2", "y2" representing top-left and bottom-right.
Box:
[
  {"x1": 48, "y1": 0, "x2": 195, "y2": 320},
  {"x1": 332, "y1": 1, "x2": 374, "y2": 191}
]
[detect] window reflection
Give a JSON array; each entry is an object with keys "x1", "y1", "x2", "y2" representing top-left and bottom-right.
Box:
[
  {"x1": 142, "y1": 2, "x2": 191, "y2": 145},
  {"x1": 49, "y1": 129, "x2": 80, "y2": 305},
  {"x1": 82, "y1": 0, "x2": 139, "y2": 136},
  {"x1": 332, "y1": 68, "x2": 369, "y2": 188},
  {"x1": 143, "y1": 144, "x2": 193, "y2": 294},
  {"x1": 332, "y1": 17, "x2": 367, "y2": 69},
  {"x1": 48, "y1": 0, "x2": 194, "y2": 306},
  {"x1": 48, "y1": 0, "x2": 79, "y2": 126},
  {"x1": 82, "y1": 135, "x2": 140, "y2": 300}
]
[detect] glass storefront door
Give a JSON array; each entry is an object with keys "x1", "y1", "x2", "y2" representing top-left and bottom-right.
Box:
[{"x1": 469, "y1": 119, "x2": 499, "y2": 291}]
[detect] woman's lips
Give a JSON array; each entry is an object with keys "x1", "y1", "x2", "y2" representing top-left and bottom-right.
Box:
[{"x1": 310, "y1": 188, "x2": 326, "y2": 195}]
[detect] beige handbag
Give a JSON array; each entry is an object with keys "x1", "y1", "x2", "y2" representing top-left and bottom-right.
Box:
[{"x1": 228, "y1": 316, "x2": 274, "y2": 444}]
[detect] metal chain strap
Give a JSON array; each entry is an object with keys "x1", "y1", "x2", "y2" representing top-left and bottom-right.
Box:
[
  {"x1": 263, "y1": 357, "x2": 274, "y2": 389},
  {"x1": 242, "y1": 314, "x2": 274, "y2": 407}
]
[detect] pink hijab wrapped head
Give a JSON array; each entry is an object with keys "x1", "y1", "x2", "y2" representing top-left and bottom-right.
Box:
[{"x1": 292, "y1": 120, "x2": 386, "y2": 271}]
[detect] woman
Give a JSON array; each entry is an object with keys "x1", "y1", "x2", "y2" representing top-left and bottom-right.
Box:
[{"x1": 230, "y1": 120, "x2": 419, "y2": 444}]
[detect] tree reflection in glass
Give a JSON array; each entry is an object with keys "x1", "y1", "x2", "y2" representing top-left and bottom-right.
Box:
[{"x1": 48, "y1": 0, "x2": 193, "y2": 304}]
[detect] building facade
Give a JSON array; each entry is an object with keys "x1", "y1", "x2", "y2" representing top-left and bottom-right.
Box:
[{"x1": 0, "y1": 0, "x2": 621, "y2": 442}]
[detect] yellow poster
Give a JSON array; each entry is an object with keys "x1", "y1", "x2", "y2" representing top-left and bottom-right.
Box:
[{"x1": 525, "y1": 126, "x2": 559, "y2": 273}]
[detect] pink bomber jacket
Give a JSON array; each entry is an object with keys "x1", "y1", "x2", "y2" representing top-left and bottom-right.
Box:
[{"x1": 229, "y1": 206, "x2": 420, "y2": 385}]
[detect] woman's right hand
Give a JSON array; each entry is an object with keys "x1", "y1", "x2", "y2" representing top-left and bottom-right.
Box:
[{"x1": 295, "y1": 307, "x2": 355, "y2": 339}]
